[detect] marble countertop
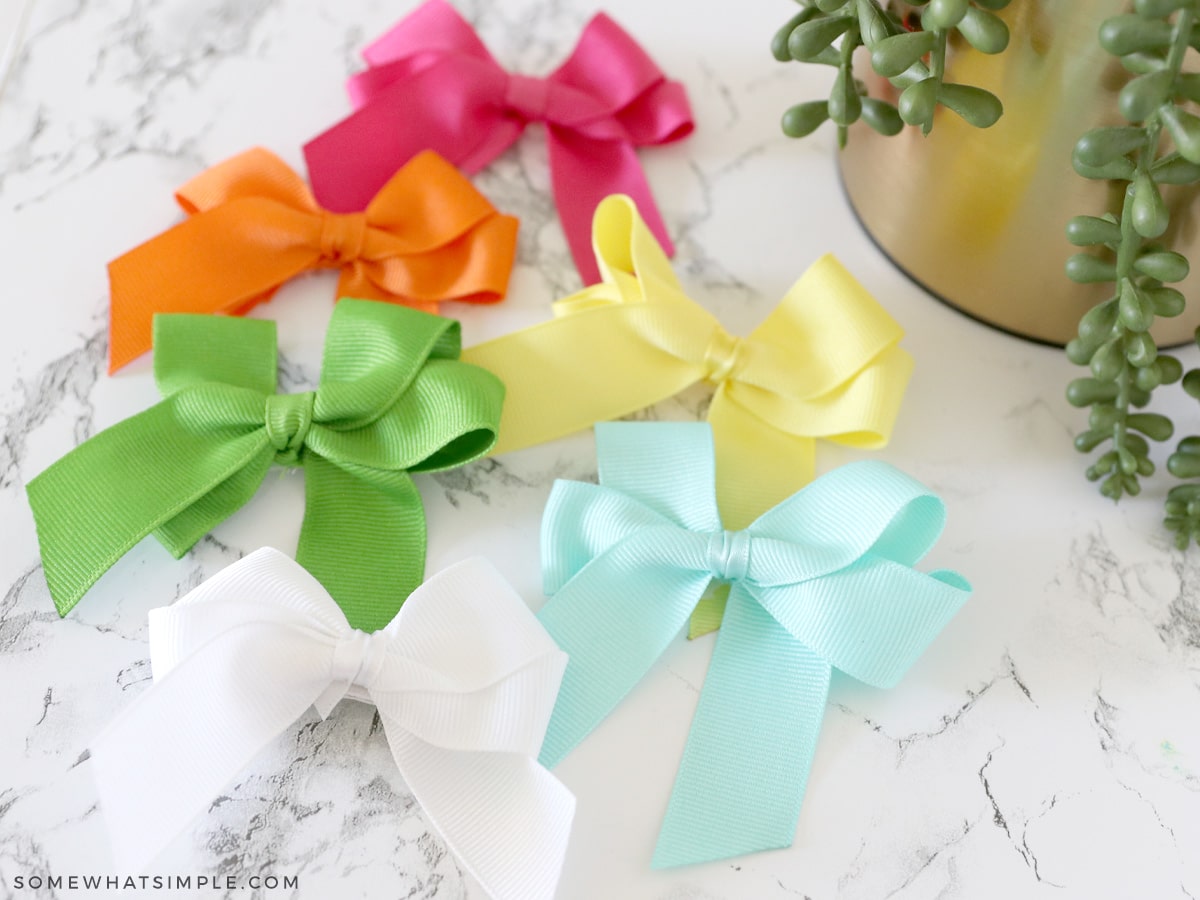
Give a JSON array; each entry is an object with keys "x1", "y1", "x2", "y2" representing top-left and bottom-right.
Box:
[{"x1": 2, "y1": 1, "x2": 1199, "y2": 898}]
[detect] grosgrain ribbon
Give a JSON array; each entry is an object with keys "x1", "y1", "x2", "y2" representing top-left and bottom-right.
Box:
[
  {"x1": 537, "y1": 422, "x2": 970, "y2": 868},
  {"x1": 90, "y1": 548, "x2": 574, "y2": 900},
  {"x1": 107, "y1": 148, "x2": 518, "y2": 371},
  {"x1": 26, "y1": 300, "x2": 504, "y2": 628},
  {"x1": 302, "y1": 0, "x2": 693, "y2": 285},
  {"x1": 464, "y1": 195, "x2": 914, "y2": 636}
]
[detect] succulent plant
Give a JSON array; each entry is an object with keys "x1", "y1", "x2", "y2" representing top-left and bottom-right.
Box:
[
  {"x1": 1064, "y1": 2, "x2": 1200, "y2": 541},
  {"x1": 772, "y1": 0, "x2": 1011, "y2": 146}
]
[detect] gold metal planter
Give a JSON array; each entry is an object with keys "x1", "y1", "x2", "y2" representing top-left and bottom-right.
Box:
[{"x1": 839, "y1": 1, "x2": 1200, "y2": 347}]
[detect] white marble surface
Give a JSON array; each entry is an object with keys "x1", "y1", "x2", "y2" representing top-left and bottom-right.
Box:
[{"x1": 2, "y1": 1, "x2": 1200, "y2": 898}]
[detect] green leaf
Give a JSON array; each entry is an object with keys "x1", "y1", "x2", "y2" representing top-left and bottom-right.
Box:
[
  {"x1": 772, "y1": 8, "x2": 819, "y2": 61},
  {"x1": 870, "y1": 30, "x2": 937, "y2": 77},
  {"x1": 817, "y1": 0, "x2": 851, "y2": 10},
  {"x1": 1135, "y1": 364, "x2": 1163, "y2": 391},
  {"x1": 1089, "y1": 405, "x2": 1120, "y2": 430},
  {"x1": 1075, "y1": 428, "x2": 1109, "y2": 452},
  {"x1": 1066, "y1": 215, "x2": 1122, "y2": 247},
  {"x1": 1126, "y1": 433, "x2": 1152, "y2": 457},
  {"x1": 1125, "y1": 332, "x2": 1158, "y2": 368},
  {"x1": 936, "y1": 83, "x2": 1003, "y2": 128},
  {"x1": 1134, "y1": 250, "x2": 1190, "y2": 282},
  {"x1": 861, "y1": 98, "x2": 904, "y2": 135},
  {"x1": 828, "y1": 67, "x2": 863, "y2": 126},
  {"x1": 1119, "y1": 69, "x2": 1173, "y2": 123},
  {"x1": 956, "y1": 6, "x2": 1009, "y2": 54},
  {"x1": 1073, "y1": 155, "x2": 1137, "y2": 181},
  {"x1": 781, "y1": 100, "x2": 831, "y2": 138},
  {"x1": 1151, "y1": 153, "x2": 1200, "y2": 184},
  {"x1": 1131, "y1": 173, "x2": 1169, "y2": 238},
  {"x1": 1091, "y1": 340, "x2": 1125, "y2": 380},
  {"x1": 1120, "y1": 51, "x2": 1168, "y2": 76},
  {"x1": 1100, "y1": 473, "x2": 1124, "y2": 499},
  {"x1": 1077, "y1": 298, "x2": 1119, "y2": 345},
  {"x1": 1175, "y1": 73, "x2": 1200, "y2": 104},
  {"x1": 1066, "y1": 338, "x2": 1093, "y2": 366},
  {"x1": 1168, "y1": 452, "x2": 1200, "y2": 478},
  {"x1": 1066, "y1": 254, "x2": 1118, "y2": 283},
  {"x1": 788, "y1": 16, "x2": 855, "y2": 61},
  {"x1": 1067, "y1": 377, "x2": 1119, "y2": 406},
  {"x1": 1133, "y1": 0, "x2": 1190, "y2": 15},
  {"x1": 898, "y1": 77, "x2": 939, "y2": 131},
  {"x1": 924, "y1": 0, "x2": 969, "y2": 30},
  {"x1": 1160, "y1": 104, "x2": 1200, "y2": 164},
  {"x1": 1098, "y1": 15, "x2": 1172, "y2": 56},
  {"x1": 1073, "y1": 126, "x2": 1147, "y2": 167},
  {"x1": 1145, "y1": 287, "x2": 1186, "y2": 317},
  {"x1": 854, "y1": 0, "x2": 894, "y2": 47},
  {"x1": 1119, "y1": 278, "x2": 1155, "y2": 332},
  {"x1": 1127, "y1": 412, "x2": 1174, "y2": 441},
  {"x1": 1183, "y1": 369, "x2": 1200, "y2": 398},
  {"x1": 1157, "y1": 355, "x2": 1185, "y2": 384}
]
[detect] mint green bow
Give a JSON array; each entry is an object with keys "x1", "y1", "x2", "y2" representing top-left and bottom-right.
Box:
[
  {"x1": 537, "y1": 421, "x2": 970, "y2": 868},
  {"x1": 26, "y1": 299, "x2": 504, "y2": 630}
]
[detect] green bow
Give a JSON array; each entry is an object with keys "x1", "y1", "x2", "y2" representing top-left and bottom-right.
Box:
[{"x1": 26, "y1": 299, "x2": 504, "y2": 630}]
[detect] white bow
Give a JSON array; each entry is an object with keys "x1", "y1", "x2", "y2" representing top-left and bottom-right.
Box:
[{"x1": 90, "y1": 548, "x2": 574, "y2": 900}]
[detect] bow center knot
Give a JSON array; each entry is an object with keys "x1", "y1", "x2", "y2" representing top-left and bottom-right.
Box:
[
  {"x1": 265, "y1": 391, "x2": 315, "y2": 466},
  {"x1": 702, "y1": 327, "x2": 744, "y2": 384},
  {"x1": 318, "y1": 211, "x2": 368, "y2": 264},
  {"x1": 706, "y1": 529, "x2": 752, "y2": 583},
  {"x1": 504, "y1": 73, "x2": 551, "y2": 122},
  {"x1": 330, "y1": 628, "x2": 391, "y2": 696}
]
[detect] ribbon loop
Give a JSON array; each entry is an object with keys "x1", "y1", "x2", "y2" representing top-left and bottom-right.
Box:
[
  {"x1": 27, "y1": 300, "x2": 505, "y2": 628},
  {"x1": 318, "y1": 210, "x2": 369, "y2": 263},
  {"x1": 537, "y1": 421, "x2": 971, "y2": 867},
  {"x1": 264, "y1": 391, "x2": 315, "y2": 466},
  {"x1": 705, "y1": 529, "x2": 751, "y2": 583},
  {"x1": 462, "y1": 195, "x2": 916, "y2": 637},
  {"x1": 89, "y1": 549, "x2": 575, "y2": 900},
  {"x1": 107, "y1": 148, "x2": 518, "y2": 372},
  {"x1": 302, "y1": 0, "x2": 693, "y2": 284},
  {"x1": 504, "y1": 73, "x2": 551, "y2": 121},
  {"x1": 702, "y1": 327, "x2": 744, "y2": 384}
]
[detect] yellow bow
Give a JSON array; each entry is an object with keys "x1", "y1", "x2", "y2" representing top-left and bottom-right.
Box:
[{"x1": 463, "y1": 195, "x2": 913, "y2": 635}]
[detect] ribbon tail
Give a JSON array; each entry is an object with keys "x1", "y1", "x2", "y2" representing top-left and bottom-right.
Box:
[
  {"x1": 297, "y1": 456, "x2": 426, "y2": 633},
  {"x1": 385, "y1": 729, "x2": 575, "y2": 900},
  {"x1": 107, "y1": 205, "x2": 320, "y2": 372},
  {"x1": 687, "y1": 394, "x2": 817, "y2": 638},
  {"x1": 25, "y1": 404, "x2": 271, "y2": 616},
  {"x1": 547, "y1": 128, "x2": 674, "y2": 285},
  {"x1": 653, "y1": 586, "x2": 831, "y2": 868},
  {"x1": 89, "y1": 622, "x2": 333, "y2": 872},
  {"x1": 538, "y1": 549, "x2": 709, "y2": 768}
]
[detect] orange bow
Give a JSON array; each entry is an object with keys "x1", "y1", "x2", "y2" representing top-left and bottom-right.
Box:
[{"x1": 107, "y1": 148, "x2": 518, "y2": 372}]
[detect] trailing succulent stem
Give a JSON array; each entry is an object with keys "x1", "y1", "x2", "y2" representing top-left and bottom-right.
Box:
[
  {"x1": 1165, "y1": 333, "x2": 1200, "y2": 547},
  {"x1": 1066, "y1": 1, "x2": 1200, "y2": 510},
  {"x1": 773, "y1": 0, "x2": 1010, "y2": 144}
]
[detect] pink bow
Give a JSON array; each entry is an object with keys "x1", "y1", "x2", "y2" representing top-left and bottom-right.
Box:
[{"x1": 302, "y1": 0, "x2": 694, "y2": 284}]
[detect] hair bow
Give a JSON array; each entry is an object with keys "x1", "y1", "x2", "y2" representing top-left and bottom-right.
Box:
[
  {"x1": 89, "y1": 548, "x2": 574, "y2": 900},
  {"x1": 302, "y1": 0, "x2": 693, "y2": 285},
  {"x1": 107, "y1": 148, "x2": 518, "y2": 372},
  {"x1": 26, "y1": 300, "x2": 504, "y2": 627},
  {"x1": 537, "y1": 422, "x2": 970, "y2": 868},
  {"x1": 465, "y1": 195, "x2": 914, "y2": 636}
]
